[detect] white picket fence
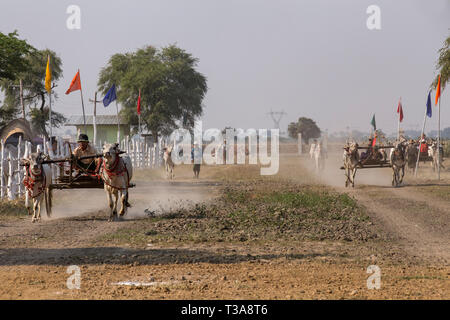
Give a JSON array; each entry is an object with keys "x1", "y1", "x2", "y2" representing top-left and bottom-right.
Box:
[
  {"x1": 0, "y1": 135, "x2": 166, "y2": 201},
  {"x1": 118, "y1": 135, "x2": 166, "y2": 169}
]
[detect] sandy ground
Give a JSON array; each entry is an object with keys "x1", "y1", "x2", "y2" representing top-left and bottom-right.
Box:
[{"x1": 0, "y1": 151, "x2": 449, "y2": 299}]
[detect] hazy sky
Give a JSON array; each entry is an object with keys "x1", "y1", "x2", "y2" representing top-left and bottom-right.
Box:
[{"x1": 1, "y1": 0, "x2": 449, "y2": 135}]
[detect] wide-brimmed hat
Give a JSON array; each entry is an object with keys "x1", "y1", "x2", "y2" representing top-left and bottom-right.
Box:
[{"x1": 77, "y1": 134, "x2": 89, "y2": 142}]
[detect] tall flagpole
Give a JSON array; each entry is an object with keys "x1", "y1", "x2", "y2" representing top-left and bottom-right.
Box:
[
  {"x1": 47, "y1": 55, "x2": 52, "y2": 138},
  {"x1": 397, "y1": 97, "x2": 401, "y2": 140},
  {"x1": 78, "y1": 70, "x2": 87, "y2": 134},
  {"x1": 415, "y1": 111, "x2": 427, "y2": 177},
  {"x1": 437, "y1": 96, "x2": 441, "y2": 180},
  {"x1": 138, "y1": 89, "x2": 141, "y2": 137},
  {"x1": 116, "y1": 101, "x2": 120, "y2": 143},
  {"x1": 49, "y1": 87, "x2": 52, "y2": 138},
  {"x1": 93, "y1": 92, "x2": 97, "y2": 148}
]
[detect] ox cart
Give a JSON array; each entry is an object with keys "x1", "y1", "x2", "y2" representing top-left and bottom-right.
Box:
[
  {"x1": 42, "y1": 153, "x2": 105, "y2": 190},
  {"x1": 42, "y1": 150, "x2": 135, "y2": 191},
  {"x1": 340, "y1": 145, "x2": 394, "y2": 170}
]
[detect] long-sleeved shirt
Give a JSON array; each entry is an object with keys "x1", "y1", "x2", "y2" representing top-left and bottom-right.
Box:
[{"x1": 73, "y1": 144, "x2": 97, "y2": 164}]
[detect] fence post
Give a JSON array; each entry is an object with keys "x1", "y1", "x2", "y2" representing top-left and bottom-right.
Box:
[
  {"x1": 17, "y1": 136, "x2": 22, "y2": 197},
  {"x1": 153, "y1": 143, "x2": 157, "y2": 168},
  {"x1": 0, "y1": 139, "x2": 4, "y2": 199},
  {"x1": 24, "y1": 142, "x2": 29, "y2": 205},
  {"x1": 7, "y1": 152, "x2": 16, "y2": 200},
  {"x1": 43, "y1": 137, "x2": 47, "y2": 155},
  {"x1": 133, "y1": 139, "x2": 137, "y2": 168},
  {"x1": 298, "y1": 133, "x2": 302, "y2": 155}
]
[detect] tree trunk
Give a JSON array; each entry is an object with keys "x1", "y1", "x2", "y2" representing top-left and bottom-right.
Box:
[
  {"x1": 152, "y1": 130, "x2": 159, "y2": 144},
  {"x1": 40, "y1": 92, "x2": 45, "y2": 110}
]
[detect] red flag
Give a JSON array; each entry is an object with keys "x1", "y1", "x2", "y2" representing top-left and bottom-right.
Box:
[
  {"x1": 372, "y1": 133, "x2": 377, "y2": 147},
  {"x1": 397, "y1": 99, "x2": 404, "y2": 122},
  {"x1": 65, "y1": 70, "x2": 81, "y2": 95},
  {"x1": 435, "y1": 74, "x2": 441, "y2": 105},
  {"x1": 137, "y1": 90, "x2": 141, "y2": 115}
]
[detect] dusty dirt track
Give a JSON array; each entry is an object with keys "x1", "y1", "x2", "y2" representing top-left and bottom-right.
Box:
[{"x1": 0, "y1": 151, "x2": 449, "y2": 299}]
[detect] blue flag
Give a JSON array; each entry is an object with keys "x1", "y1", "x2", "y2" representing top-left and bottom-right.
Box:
[
  {"x1": 426, "y1": 90, "x2": 432, "y2": 118},
  {"x1": 103, "y1": 84, "x2": 117, "y2": 107}
]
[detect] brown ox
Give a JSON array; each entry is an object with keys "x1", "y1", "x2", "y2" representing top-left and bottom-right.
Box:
[
  {"x1": 390, "y1": 141, "x2": 406, "y2": 187},
  {"x1": 101, "y1": 143, "x2": 133, "y2": 221},
  {"x1": 405, "y1": 141, "x2": 418, "y2": 174}
]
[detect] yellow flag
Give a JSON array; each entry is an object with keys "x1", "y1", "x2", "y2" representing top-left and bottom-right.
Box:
[{"x1": 45, "y1": 55, "x2": 51, "y2": 93}]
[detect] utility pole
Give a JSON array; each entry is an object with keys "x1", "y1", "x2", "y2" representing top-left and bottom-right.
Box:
[
  {"x1": 19, "y1": 79, "x2": 25, "y2": 119},
  {"x1": 267, "y1": 109, "x2": 287, "y2": 134},
  {"x1": 89, "y1": 92, "x2": 102, "y2": 148},
  {"x1": 10, "y1": 80, "x2": 34, "y2": 120}
]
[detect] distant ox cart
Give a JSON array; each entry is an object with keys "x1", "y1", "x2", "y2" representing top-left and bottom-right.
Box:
[{"x1": 340, "y1": 143, "x2": 394, "y2": 187}]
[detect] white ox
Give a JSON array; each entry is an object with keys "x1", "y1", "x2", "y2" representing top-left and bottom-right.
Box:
[
  {"x1": 21, "y1": 152, "x2": 53, "y2": 222},
  {"x1": 101, "y1": 143, "x2": 133, "y2": 221},
  {"x1": 343, "y1": 142, "x2": 359, "y2": 188},
  {"x1": 430, "y1": 141, "x2": 445, "y2": 172}
]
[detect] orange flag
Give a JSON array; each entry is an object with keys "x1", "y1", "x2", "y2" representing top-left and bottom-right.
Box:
[
  {"x1": 65, "y1": 70, "x2": 82, "y2": 95},
  {"x1": 435, "y1": 74, "x2": 441, "y2": 105}
]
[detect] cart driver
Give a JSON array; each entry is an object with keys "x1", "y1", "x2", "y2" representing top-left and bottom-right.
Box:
[
  {"x1": 419, "y1": 134, "x2": 428, "y2": 154},
  {"x1": 72, "y1": 134, "x2": 98, "y2": 172},
  {"x1": 360, "y1": 138, "x2": 374, "y2": 161}
]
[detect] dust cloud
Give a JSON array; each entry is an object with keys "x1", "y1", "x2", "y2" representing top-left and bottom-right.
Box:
[{"x1": 46, "y1": 180, "x2": 216, "y2": 220}]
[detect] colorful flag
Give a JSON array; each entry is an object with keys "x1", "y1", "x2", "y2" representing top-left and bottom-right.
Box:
[
  {"x1": 137, "y1": 90, "x2": 141, "y2": 115},
  {"x1": 426, "y1": 90, "x2": 432, "y2": 118},
  {"x1": 372, "y1": 132, "x2": 377, "y2": 147},
  {"x1": 435, "y1": 74, "x2": 441, "y2": 105},
  {"x1": 103, "y1": 84, "x2": 117, "y2": 107},
  {"x1": 65, "y1": 70, "x2": 82, "y2": 95},
  {"x1": 397, "y1": 99, "x2": 404, "y2": 122},
  {"x1": 370, "y1": 114, "x2": 376, "y2": 130},
  {"x1": 44, "y1": 56, "x2": 51, "y2": 93}
]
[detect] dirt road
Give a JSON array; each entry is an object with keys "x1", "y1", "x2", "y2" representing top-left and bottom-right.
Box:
[
  {"x1": 0, "y1": 157, "x2": 448, "y2": 299},
  {"x1": 301, "y1": 152, "x2": 450, "y2": 265}
]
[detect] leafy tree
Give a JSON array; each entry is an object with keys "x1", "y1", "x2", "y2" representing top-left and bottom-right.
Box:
[
  {"x1": 288, "y1": 122, "x2": 298, "y2": 139},
  {"x1": 98, "y1": 45, "x2": 208, "y2": 140},
  {"x1": 433, "y1": 36, "x2": 450, "y2": 90},
  {"x1": 0, "y1": 31, "x2": 35, "y2": 126},
  {"x1": 0, "y1": 31, "x2": 35, "y2": 81},
  {"x1": 288, "y1": 117, "x2": 321, "y2": 142},
  {"x1": 0, "y1": 47, "x2": 65, "y2": 136}
]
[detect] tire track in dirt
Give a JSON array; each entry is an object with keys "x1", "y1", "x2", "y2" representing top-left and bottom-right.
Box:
[
  {"x1": 346, "y1": 186, "x2": 449, "y2": 265},
  {"x1": 300, "y1": 153, "x2": 450, "y2": 264}
]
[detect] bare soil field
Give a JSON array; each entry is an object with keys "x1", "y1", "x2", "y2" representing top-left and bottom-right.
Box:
[{"x1": 0, "y1": 151, "x2": 448, "y2": 299}]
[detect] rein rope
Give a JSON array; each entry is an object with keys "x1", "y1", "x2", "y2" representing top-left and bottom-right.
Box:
[
  {"x1": 101, "y1": 155, "x2": 131, "y2": 191},
  {"x1": 23, "y1": 165, "x2": 46, "y2": 198}
]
